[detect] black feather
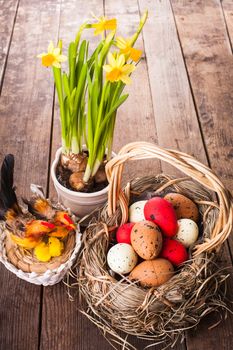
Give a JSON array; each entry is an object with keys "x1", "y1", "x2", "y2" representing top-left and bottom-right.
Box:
[{"x1": 0, "y1": 154, "x2": 20, "y2": 219}]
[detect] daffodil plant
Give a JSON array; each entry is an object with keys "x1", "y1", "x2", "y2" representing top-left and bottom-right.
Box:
[{"x1": 38, "y1": 12, "x2": 148, "y2": 189}]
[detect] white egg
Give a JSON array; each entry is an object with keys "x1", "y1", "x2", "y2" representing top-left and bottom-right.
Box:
[
  {"x1": 107, "y1": 243, "x2": 138, "y2": 274},
  {"x1": 175, "y1": 219, "x2": 199, "y2": 248},
  {"x1": 129, "y1": 200, "x2": 147, "y2": 222}
]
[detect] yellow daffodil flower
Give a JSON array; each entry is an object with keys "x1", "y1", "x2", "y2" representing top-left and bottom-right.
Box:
[
  {"x1": 103, "y1": 53, "x2": 135, "y2": 84},
  {"x1": 91, "y1": 15, "x2": 117, "y2": 35},
  {"x1": 34, "y1": 237, "x2": 64, "y2": 262},
  {"x1": 116, "y1": 37, "x2": 142, "y2": 62},
  {"x1": 37, "y1": 41, "x2": 67, "y2": 68},
  {"x1": 11, "y1": 234, "x2": 40, "y2": 249}
]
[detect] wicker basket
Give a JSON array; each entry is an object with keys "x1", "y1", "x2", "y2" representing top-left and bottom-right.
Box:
[
  {"x1": 0, "y1": 185, "x2": 82, "y2": 286},
  {"x1": 76, "y1": 142, "x2": 233, "y2": 349}
]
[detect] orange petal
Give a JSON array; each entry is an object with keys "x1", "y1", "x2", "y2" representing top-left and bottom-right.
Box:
[
  {"x1": 104, "y1": 18, "x2": 117, "y2": 31},
  {"x1": 129, "y1": 47, "x2": 142, "y2": 62},
  {"x1": 41, "y1": 53, "x2": 55, "y2": 67}
]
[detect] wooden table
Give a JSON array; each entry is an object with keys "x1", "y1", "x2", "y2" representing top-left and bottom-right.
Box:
[{"x1": 0, "y1": 0, "x2": 233, "y2": 349}]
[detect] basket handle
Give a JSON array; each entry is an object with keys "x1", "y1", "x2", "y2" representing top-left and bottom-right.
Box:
[{"x1": 105, "y1": 142, "x2": 233, "y2": 256}]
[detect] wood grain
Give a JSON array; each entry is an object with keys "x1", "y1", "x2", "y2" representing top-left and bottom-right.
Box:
[
  {"x1": 0, "y1": 1, "x2": 233, "y2": 350},
  {"x1": 0, "y1": 0, "x2": 19, "y2": 91},
  {"x1": 171, "y1": 0, "x2": 233, "y2": 191},
  {"x1": 169, "y1": 0, "x2": 233, "y2": 349},
  {"x1": 221, "y1": 0, "x2": 233, "y2": 51},
  {"x1": 139, "y1": 0, "x2": 233, "y2": 349},
  {"x1": 0, "y1": 0, "x2": 60, "y2": 349},
  {"x1": 138, "y1": 0, "x2": 207, "y2": 175},
  {"x1": 105, "y1": 0, "x2": 160, "y2": 183},
  {"x1": 42, "y1": 2, "x2": 113, "y2": 349}
]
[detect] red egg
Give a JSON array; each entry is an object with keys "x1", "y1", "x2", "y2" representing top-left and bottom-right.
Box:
[
  {"x1": 116, "y1": 223, "x2": 135, "y2": 244},
  {"x1": 144, "y1": 197, "x2": 178, "y2": 237},
  {"x1": 160, "y1": 239, "x2": 188, "y2": 266}
]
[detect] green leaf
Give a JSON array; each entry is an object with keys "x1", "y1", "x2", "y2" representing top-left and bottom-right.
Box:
[
  {"x1": 76, "y1": 40, "x2": 87, "y2": 79},
  {"x1": 68, "y1": 41, "x2": 77, "y2": 91},
  {"x1": 63, "y1": 73, "x2": 70, "y2": 99},
  {"x1": 92, "y1": 94, "x2": 129, "y2": 161}
]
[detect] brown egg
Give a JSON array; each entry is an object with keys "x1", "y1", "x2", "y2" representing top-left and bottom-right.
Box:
[
  {"x1": 129, "y1": 259, "x2": 174, "y2": 287},
  {"x1": 131, "y1": 221, "x2": 162, "y2": 260},
  {"x1": 164, "y1": 193, "x2": 199, "y2": 223}
]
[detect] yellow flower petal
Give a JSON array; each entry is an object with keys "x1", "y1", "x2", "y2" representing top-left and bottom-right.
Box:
[
  {"x1": 93, "y1": 26, "x2": 103, "y2": 36},
  {"x1": 117, "y1": 54, "x2": 125, "y2": 67},
  {"x1": 129, "y1": 47, "x2": 142, "y2": 62},
  {"x1": 58, "y1": 54, "x2": 67, "y2": 62},
  {"x1": 48, "y1": 237, "x2": 64, "y2": 257},
  {"x1": 37, "y1": 53, "x2": 46, "y2": 58},
  {"x1": 91, "y1": 16, "x2": 117, "y2": 35},
  {"x1": 53, "y1": 47, "x2": 61, "y2": 56},
  {"x1": 34, "y1": 242, "x2": 51, "y2": 262},
  {"x1": 103, "y1": 64, "x2": 112, "y2": 72},
  {"x1": 38, "y1": 41, "x2": 67, "y2": 69},
  {"x1": 107, "y1": 68, "x2": 121, "y2": 82},
  {"x1": 120, "y1": 75, "x2": 131, "y2": 84},
  {"x1": 48, "y1": 41, "x2": 54, "y2": 53},
  {"x1": 104, "y1": 53, "x2": 136, "y2": 84},
  {"x1": 121, "y1": 64, "x2": 135, "y2": 74},
  {"x1": 116, "y1": 36, "x2": 127, "y2": 49},
  {"x1": 41, "y1": 53, "x2": 56, "y2": 67},
  {"x1": 52, "y1": 61, "x2": 61, "y2": 68},
  {"x1": 104, "y1": 18, "x2": 117, "y2": 31},
  {"x1": 108, "y1": 52, "x2": 117, "y2": 67}
]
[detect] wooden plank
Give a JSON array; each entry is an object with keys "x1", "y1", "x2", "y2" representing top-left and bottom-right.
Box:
[
  {"x1": 138, "y1": 0, "x2": 233, "y2": 349},
  {"x1": 138, "y1": 0, "x2": 207, "y2": 173},
  {"x1": 0, "y1": 0, "x2": 19, "y2": 91},
  {"x1": 0, "y1": 0, "x2": 60, "y2": 349},
  {"x1": 170, "y1": 0, "x2": 233, "y2": 191},
  {"x1": 43, "y1": 0, "x2": 161, "y2": 349},
  {"x1": 222, "y1": 0, "x2": 233, "y2": 50},
  {"x1": 41, "y1": 2, "x2": 119, "y2": 349},
  {"x1": 105, "y1": 0, "x2": 160, "y2": 182},
  {"x1": 168, "y1": 0, "x2": 233, "y2": 349},
  {"x1": 104, "y1": 2, "x2": 163, "y2": 348}
]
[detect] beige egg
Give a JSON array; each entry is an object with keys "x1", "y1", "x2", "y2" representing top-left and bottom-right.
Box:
[
  {"x1": 164, "y1": 193, "x2": 199, "y2": 223},
  {"x1": 107, "y1": 243, "x2": 138, "y2": 274},
  {"x1": 175, "y1": 218, "x2": 199, "y2": 248},
  {"x1": 129, "y1": 259, "x2": 174, "y2": 287},
  {"x1": 131, "y1": 221, "x2": 162, "y2": 260},
  {"x1": 129, "y1": 201, "x2": 147, "y2": 222}
]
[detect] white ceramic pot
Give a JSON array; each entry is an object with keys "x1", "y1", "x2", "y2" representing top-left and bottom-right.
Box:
[{"x1": 51, "y1": 147, "x2": 113, "y2": 217}]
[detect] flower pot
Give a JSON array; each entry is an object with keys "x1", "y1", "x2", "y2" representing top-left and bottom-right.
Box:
[{"x1": 51, "y1": 147, "x2": 114, "y2": 217}]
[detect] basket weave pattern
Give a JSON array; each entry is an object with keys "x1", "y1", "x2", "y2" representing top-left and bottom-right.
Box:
[
  {"x1": 77, "y1": 142, "x2": 233, "y2": 348},
  {"x1": 0, "y1": 193, "x2": 82, "y2": 286}
]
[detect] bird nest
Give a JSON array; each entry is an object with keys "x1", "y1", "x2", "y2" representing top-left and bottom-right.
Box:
[{"x1": 73, "y1": 142, "x2": 233, "y2": 349}]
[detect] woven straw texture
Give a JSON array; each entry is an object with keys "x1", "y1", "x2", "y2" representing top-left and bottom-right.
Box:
[
  {"x1": 0, "y1": 189, "x2": 82, "y2": 286},
  {"x1": 76, "y1": 142, "x2": 233, "y2": 349}
]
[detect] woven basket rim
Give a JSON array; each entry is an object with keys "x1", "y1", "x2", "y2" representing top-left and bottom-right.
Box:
[
  {"x1": 75, "y1": 142, "x2": 233, "y2": 349},
  {"x1": 0, "y1": 221, "x2": 82, "y2": 285}
]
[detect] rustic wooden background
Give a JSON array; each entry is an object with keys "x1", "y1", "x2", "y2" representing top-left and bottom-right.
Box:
[{"x1": 0, "y1": 0, "x2": 233, "y2": 349}]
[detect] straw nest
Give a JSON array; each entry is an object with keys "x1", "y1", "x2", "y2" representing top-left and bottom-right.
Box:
[{"x1": 73, "y1": 142, "x2": 233, "y2": 349}]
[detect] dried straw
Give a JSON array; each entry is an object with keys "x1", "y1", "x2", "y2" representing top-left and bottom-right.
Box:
[{"x1": 73, "y1": 142, "x2": 233, "y2": 349}]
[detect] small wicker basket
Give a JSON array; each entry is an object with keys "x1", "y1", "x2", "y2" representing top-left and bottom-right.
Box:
[
  {"x1": 0, "y1": 186, "x2": 82, "y2": 286},
  {"x1": 76, "y1": 142, "x2": 233, "y2": 349}
]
